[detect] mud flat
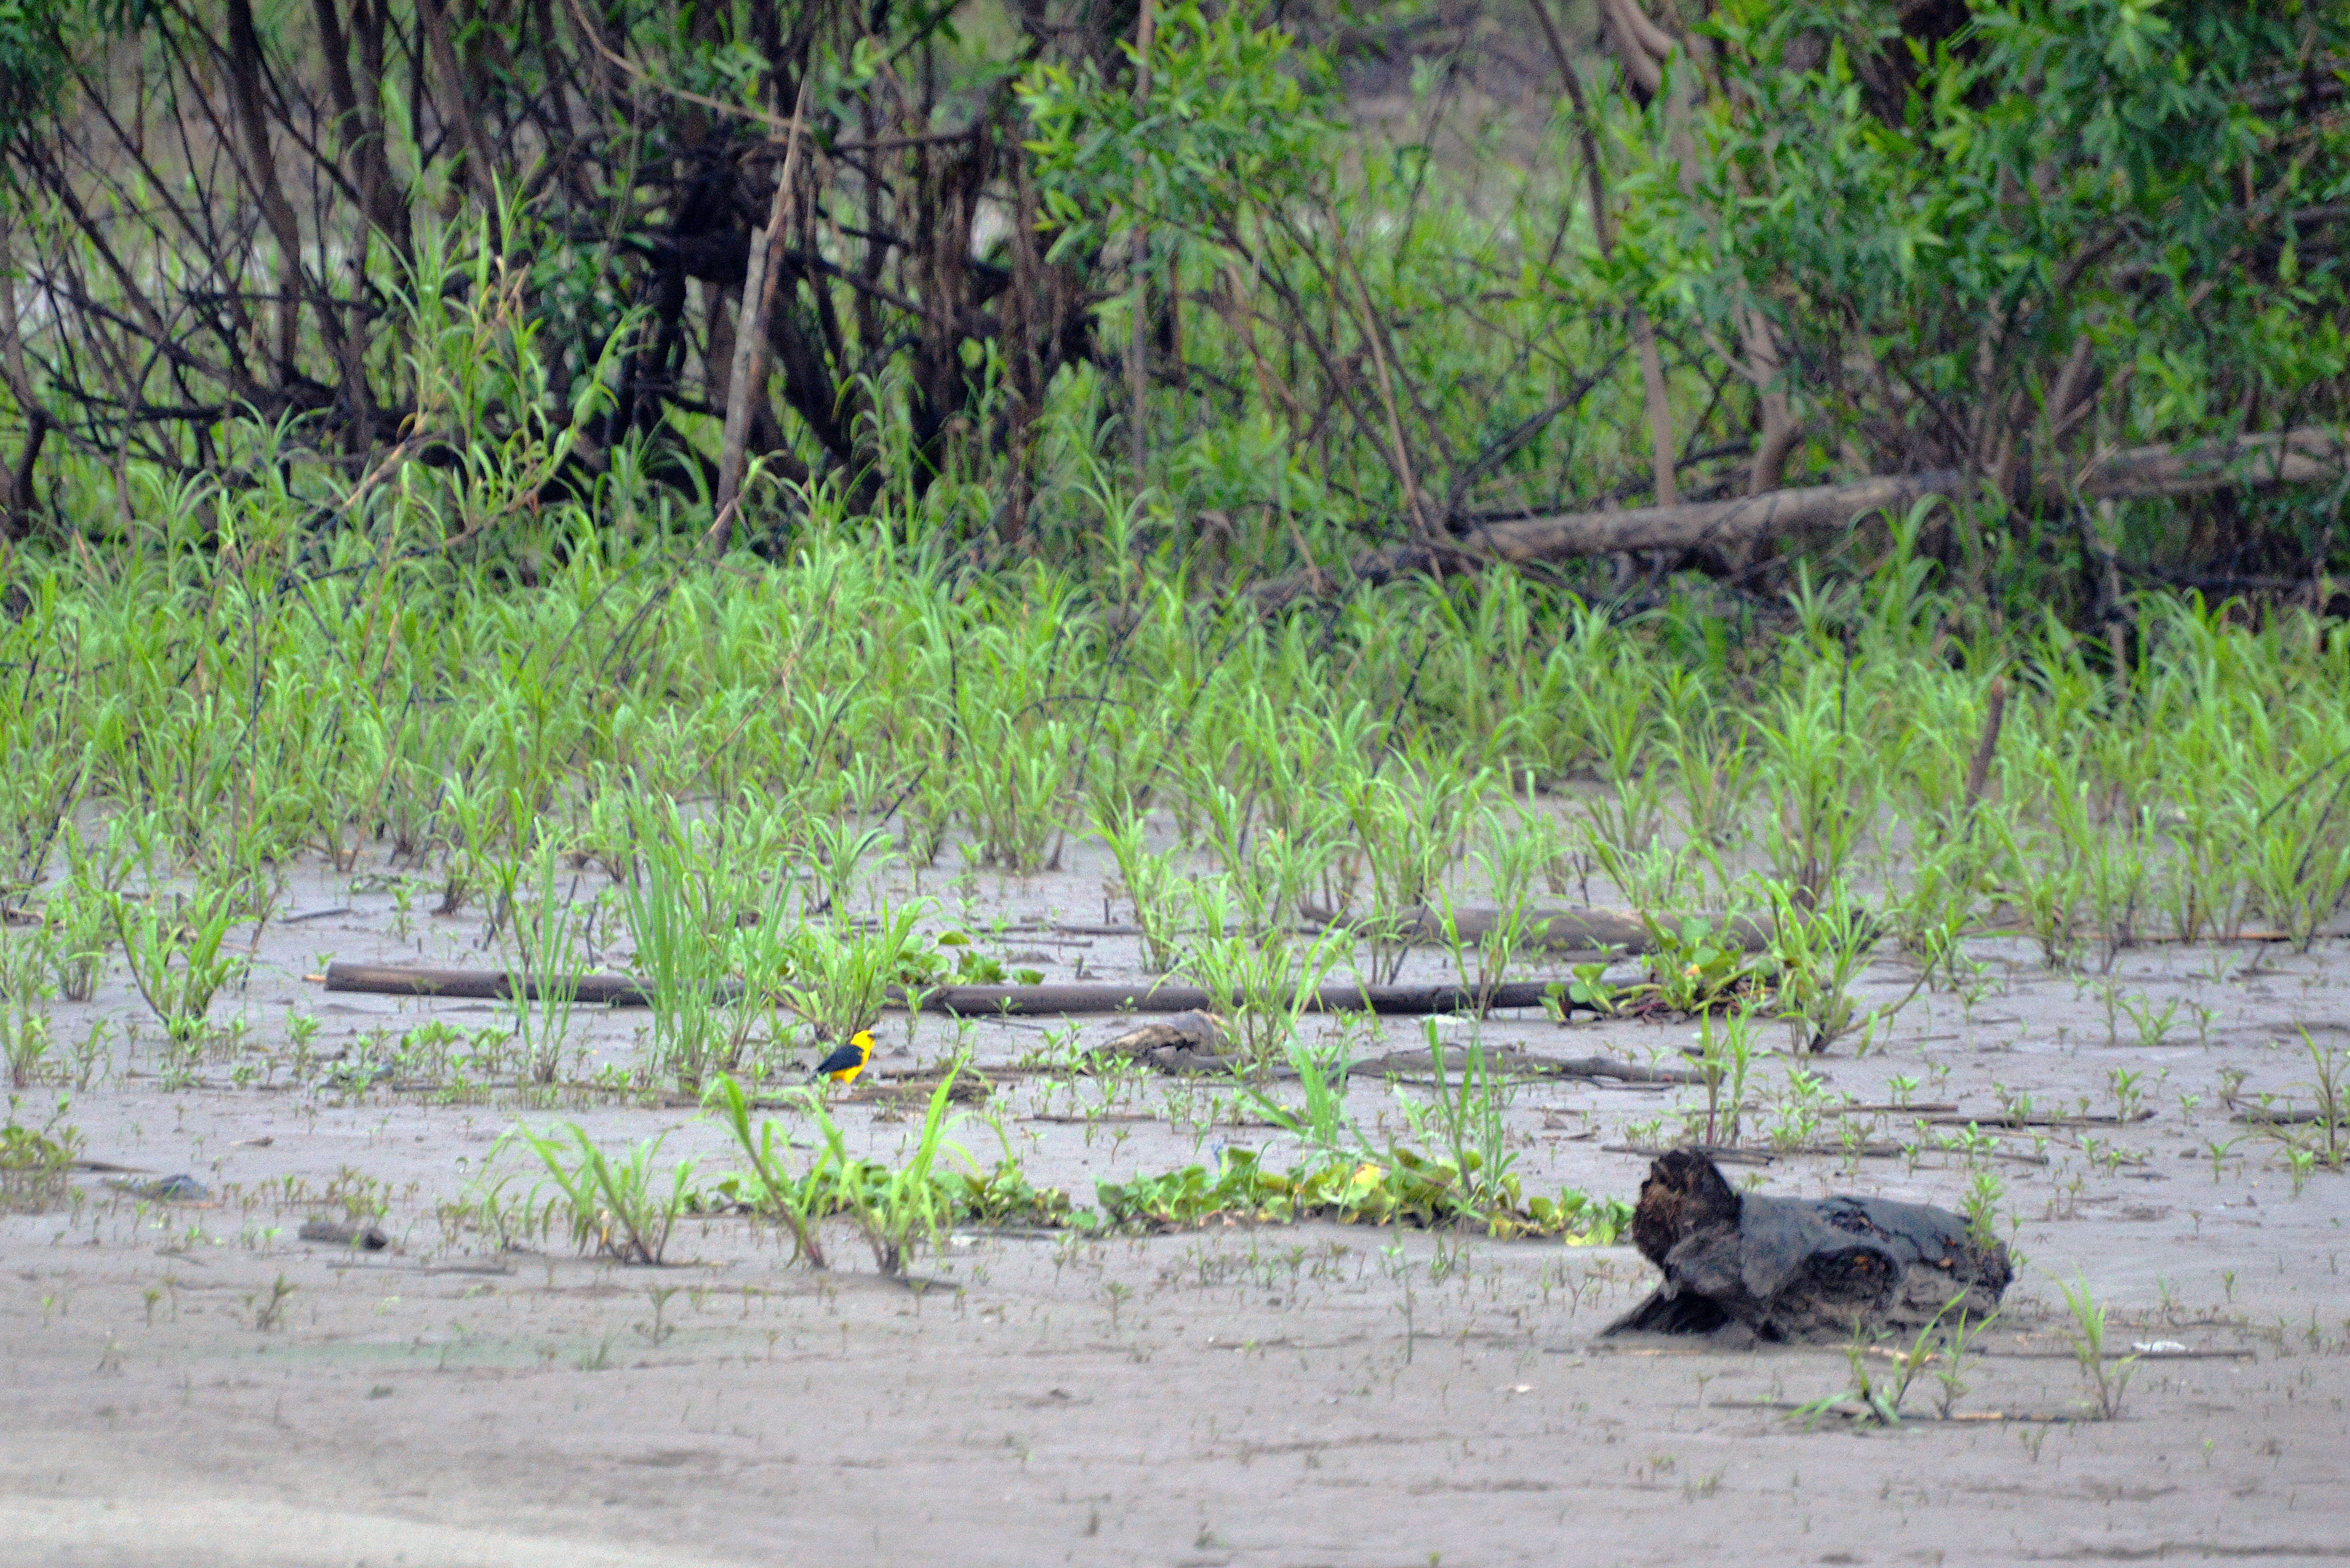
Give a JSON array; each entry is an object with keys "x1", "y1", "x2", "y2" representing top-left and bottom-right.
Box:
[{"x1": 5, "y1": 854, "x2": 2348, "y2": 1566}]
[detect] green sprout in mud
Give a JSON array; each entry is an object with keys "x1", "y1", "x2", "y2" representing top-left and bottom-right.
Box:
[
  {"x1": 2058, "y1": 1274, "x2": 2138, "y2": 1421},
  {"x1": 112, "y1": 885, "x2": 249, "y2": 1049},
  {"x1": 1793, "y1": 1293, "x2": 1988, "y2": 1429},
  {"x1": 505, "y1": 1123, "x2": 695, "y2": 1267},
  {"x1": 704, "y1": 1068, "x2": 988, "y2": 1277}
]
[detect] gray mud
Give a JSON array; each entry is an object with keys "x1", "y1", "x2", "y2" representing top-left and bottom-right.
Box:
[{"x1": 5, "y1": 843, "x2": 2349, "y2": 1565}]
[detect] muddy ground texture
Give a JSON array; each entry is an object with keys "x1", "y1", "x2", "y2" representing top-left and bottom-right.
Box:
[{"x1": 4, "y1": 844, "x2": 2349, "y2": 1567}]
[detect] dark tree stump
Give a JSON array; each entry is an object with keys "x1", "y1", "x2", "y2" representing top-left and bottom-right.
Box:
[{"x1": 1604, "y1": 1149, "x2": 2012, "y2": 1343}]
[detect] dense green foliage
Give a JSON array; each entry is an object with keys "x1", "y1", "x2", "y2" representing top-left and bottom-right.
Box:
[
  {"x1": 0, "y1": 0, "x2": 64, "y2": 143},
  {"x1": 1626, "y1": 2, "x2": 2350, "y2": 476},
  {"x1": 0, "y1": 0, "x2": 2338, "y2": 597}
]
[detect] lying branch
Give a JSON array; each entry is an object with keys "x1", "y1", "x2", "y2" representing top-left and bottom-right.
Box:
[
  {"x1": 1252, "y1": 427, "x2": 2350, "y2": 608},
  {"x1": 1351, "y1": 1047, "x2": 1701, "y2": 1085},
  {"x1": 1086, "y1": 1011, "x2": 1693, "y2": 1081},
  {"x1": 323, "y1": 965, "x2": 665, "y2": 1005},
  {"x1": 2070, "y1": 427, "x2": 2350, "y2": 498},
  {"x1": 917, "y1": 979, "x2": 1571, "y2": 1016},
  {"x1": 1304, "y1": 903, "x2": 1772, "y2": 954},
  {"x1": 1916, "y1": 1108, "x2": 2155, "y2": 1129},
  {"x1": 2228, "y1": 1106, "x2": 2344, "y2": 1127},
  {"x1": 319, "y1": 962, "x2": 1574, "y2": 1017}
]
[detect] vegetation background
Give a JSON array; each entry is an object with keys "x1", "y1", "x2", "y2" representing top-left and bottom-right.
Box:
[
  {"x1": 0, "y1": 0, "x2": 2340, "y2": 604},
  {"x1": 0, "y1": 1, "x2": 2344, "y2": 1117},
  {"x1": 1, "y1": 0, "x2": 2349, "y2": 1492},
  {"x1": 2, "y1": 13, "x2": 2347, "y2": 1550}
]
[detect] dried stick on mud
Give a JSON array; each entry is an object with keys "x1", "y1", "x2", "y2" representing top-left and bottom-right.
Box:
[
  {"x1": 322, "y1": 963, "x2": 1586, "y2": 1017},
  {"x1": 1349, "y1": 1047, "x2": 1700, "y2": 1085},
  {"x1": 1307, "y1": 903, "x2": 1773, "y2": 953}
]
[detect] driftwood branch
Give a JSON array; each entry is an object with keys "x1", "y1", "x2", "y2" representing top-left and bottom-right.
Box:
[
  {"x1": 1253, "y1": 427, "x2": 2350, "y2": 609},
  {"x1": 1351, "y1": 1046, "x2": 1700, "y2": 1084},
  {"x1": 320, "y1": 962, "x2": 1578, "y2": 1017},
  {"x1": 325, "y1": 964, "x2": 663, "y2": 1005},
  {"x1": 1307, "y1": 903, "x2": 1772, "y2": 954},
  {"x1": 1088, "y1": 1013, "x2": 1692, "y2": 1082}
]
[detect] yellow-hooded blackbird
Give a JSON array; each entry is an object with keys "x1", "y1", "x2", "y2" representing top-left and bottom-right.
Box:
[{"x1": 810, "y1": 1030, "x2": 875, "y2": 1085}]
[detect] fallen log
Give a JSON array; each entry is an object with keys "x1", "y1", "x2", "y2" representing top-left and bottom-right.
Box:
[
  {"x1": 1351, "y1": 1047, "x2": 1701, "y2": 1085},
  {"x1": 321, "y1": 962, "x2": 1575, "y2": 1017},
  {"x1": 1258, "y1": 473, "x2": 1959, "y2": 610},
  {"x1": 1254, "y1": 426, "x2": 2350, "y2": 608},
  {"x1": 953, "y1": 976, "x2": 1578, "y2": 1016},
  {"x1": 2072, "y1": 426, "x2": 2350, "y2": 499},
  {"x1": 1917, "y1": 1108, "x2": 2156, "y2": 1129},
  {"x1": 1304, "y1": 903, "x2": 1771, "y2": 954},
  {"x1": 1085, "y1": 1015, "x2": 1693, "y2": 1082},
  {"x1": 322, "y1": 963, "x2": 669, "y2": 1005},
  {"x1": 2228, "y1": 1106, "x2": 2344, "y2": 1127},
  {"x1": 1603, "y1": 1148, "x2": 2012, "y2": 1343}
]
